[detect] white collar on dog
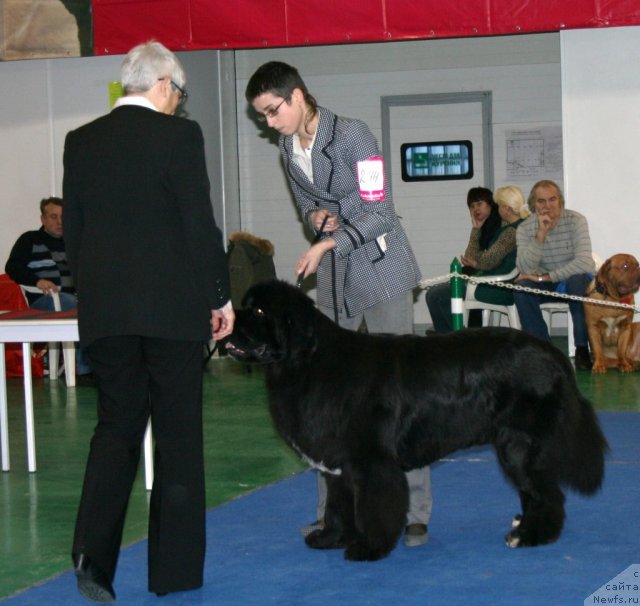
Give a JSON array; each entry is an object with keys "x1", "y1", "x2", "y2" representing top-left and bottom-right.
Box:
[{"x1": 290, "y1": 441, "x2": 342, "y2": 476}]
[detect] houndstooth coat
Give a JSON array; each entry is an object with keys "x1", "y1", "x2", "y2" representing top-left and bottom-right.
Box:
[{"x1": 279, "y1": 106, "x2": 421, "y2": 317}]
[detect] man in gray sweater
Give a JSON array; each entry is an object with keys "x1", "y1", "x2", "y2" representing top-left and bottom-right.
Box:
[{"x1": 514, "y1": 179, "x2": 595, "y2": 370}]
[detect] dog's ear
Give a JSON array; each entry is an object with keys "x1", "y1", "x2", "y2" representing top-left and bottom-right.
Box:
[
  {"x1": 597, "y1": 258, "x2": 612, "y2": 286},
  {"x1": 285, "y1": 294, "x2": 318, "y2": 358}
]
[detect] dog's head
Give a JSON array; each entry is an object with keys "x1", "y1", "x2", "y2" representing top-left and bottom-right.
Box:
[
  {"x1": 224, "y1": 279, "x2": 318, "y2": 365},
  {"x1": 596, "y1": 253, "x2": 640, "y2": 300}
]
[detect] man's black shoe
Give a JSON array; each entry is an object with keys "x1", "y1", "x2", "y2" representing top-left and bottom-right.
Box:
[
  {"x1": 73, "y1": 554, "x2": 115, "y2": 603},
  {"x1": 75, "y1": 373, "x2": 96, "y2": 388},
  {"x1": 574, "y1": 346, "x2": 592, "y2": 371}
]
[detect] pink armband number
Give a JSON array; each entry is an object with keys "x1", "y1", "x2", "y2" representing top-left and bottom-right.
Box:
[{"x1": 357, "y1": 156, "x2": 385, "y2": 202}]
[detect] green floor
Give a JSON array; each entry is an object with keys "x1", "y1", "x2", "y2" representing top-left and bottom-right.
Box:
[
  {"x1": 0, "y1": 358, "x2": 304, "y2": 600},
  {"x1": 1, "y1": 346, "x2": 639, "y2": 600}
]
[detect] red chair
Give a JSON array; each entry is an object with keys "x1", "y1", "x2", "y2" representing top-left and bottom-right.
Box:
[{"x1": 0, "y1": 274, "x2": 45, "y2": 378}]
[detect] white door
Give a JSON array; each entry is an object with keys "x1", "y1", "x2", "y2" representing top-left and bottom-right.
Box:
[{"x1": 382, "y1": 93, "x2": 493, "y2": 328}]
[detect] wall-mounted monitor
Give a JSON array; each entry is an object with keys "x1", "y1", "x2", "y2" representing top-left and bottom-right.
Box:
[{"x1": 400, "y1": 140, "x2": 473, "y2": 181}]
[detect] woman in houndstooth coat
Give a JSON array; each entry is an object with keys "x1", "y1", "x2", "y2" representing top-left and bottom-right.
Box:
[{"x1": 246, "y1": 61, "x2": 432, "y2": 548}]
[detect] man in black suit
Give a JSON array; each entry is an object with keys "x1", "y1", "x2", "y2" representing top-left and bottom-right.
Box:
[{"x1": 63, "y1": 41, "x2": 234, "y2": 602}]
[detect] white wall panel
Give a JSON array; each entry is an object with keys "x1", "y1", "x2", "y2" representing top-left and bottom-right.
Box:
[{"x1": 562, "y1": 27, "x2": 640, "y2": 261}]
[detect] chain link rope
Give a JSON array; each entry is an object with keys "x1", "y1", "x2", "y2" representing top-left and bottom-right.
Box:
[{"x1": 418, "y1": 272, "x2": 640, "y2": 313}]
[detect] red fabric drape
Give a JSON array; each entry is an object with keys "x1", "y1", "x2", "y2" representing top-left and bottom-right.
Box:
[{"x1": 92, "y1": 0, "x2": 640, "y2": 56}]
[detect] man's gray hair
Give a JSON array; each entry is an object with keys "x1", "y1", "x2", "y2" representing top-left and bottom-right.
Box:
[
  {"x1": 120, "y1": 40, "x2": 186, "y2": 95},
  {"x1": 527, "y1": 179, "x2": 565, "y2": 212}
]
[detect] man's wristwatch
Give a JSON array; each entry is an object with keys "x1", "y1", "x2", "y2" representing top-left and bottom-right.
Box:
[{"x1": 537, "y1": 275, "x2": 544, "y2": 282}]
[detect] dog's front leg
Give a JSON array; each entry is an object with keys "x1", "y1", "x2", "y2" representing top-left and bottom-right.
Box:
[
  {"x1": 587, "y1": 319, "x2": 608, "y2": 373},
  {"x1": 344, "y1": 459, "x2": 408, "y2": 561},
  {"x1": 304, "y1": 473, "x2": 353, "y2": 550},
  {"x1": 616, "y1": 319, "x2": 635, "y2": 372}
]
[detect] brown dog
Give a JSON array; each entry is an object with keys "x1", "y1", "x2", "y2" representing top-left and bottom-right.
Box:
[{"x1": 584, "y1": 253, "x2": 640, "y2": 373}]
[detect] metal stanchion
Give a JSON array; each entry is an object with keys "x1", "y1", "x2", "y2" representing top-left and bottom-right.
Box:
[{"x1": 449, "y1": 258, "x2": 464, "y2": 331}]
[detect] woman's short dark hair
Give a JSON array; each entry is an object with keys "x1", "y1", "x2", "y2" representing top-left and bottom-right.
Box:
[
  {"x1": 466, "y1": 187, "x2": 500, "y2": 251},
  {"x1": 466, "y1": 187, "x2": 494, "y2": 208},
  {"x1": 245, "y1": 61, "x2": 318, "y2": 116}
]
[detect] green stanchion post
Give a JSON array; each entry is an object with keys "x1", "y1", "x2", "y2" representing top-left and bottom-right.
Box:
[{"x1": 449, "y1": 257, "x2": 464, "y2": 331}]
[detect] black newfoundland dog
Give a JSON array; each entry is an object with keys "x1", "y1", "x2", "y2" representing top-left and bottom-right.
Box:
[{"x1": 225, "y1": 280, "x2": 608, "y2": 561}]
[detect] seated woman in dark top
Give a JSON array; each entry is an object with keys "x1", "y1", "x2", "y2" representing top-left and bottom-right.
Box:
[{"x1": 426, "y1": 185, "x2": 529, "y2": 332}]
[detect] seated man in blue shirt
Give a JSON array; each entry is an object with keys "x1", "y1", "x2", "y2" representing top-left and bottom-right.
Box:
[{"x1": 5, "y1": 196, "x2": 93, "y2": 382}]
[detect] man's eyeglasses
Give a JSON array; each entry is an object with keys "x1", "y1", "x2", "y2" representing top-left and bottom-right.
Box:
[
  {"x1": 256, "y1": 97, "x2": 289, "y2": 122},
  {"x1": 158, "y1": 78, "x2": 188, "y2": 104}
]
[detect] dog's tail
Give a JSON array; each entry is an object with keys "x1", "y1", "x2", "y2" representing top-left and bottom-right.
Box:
[{"x1": 560, "y1": 394, "x2": 609, "y2": 495}]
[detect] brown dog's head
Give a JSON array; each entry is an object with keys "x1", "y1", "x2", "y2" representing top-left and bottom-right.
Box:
[{"x1": 596, "y1": 254, "x2": 640, "y2": 300}]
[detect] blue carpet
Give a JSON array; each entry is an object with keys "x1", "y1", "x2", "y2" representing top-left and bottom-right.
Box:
[{"x1": 4, "y1": 412, "x2": 639, "y2": 605}]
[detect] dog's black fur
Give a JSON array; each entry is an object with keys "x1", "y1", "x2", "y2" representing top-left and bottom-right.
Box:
[{"x1": 225, "y1": 280, "x2": 608, "y2": 561}]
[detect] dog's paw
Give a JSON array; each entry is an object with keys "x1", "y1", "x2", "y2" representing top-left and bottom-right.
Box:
[
  {"x1": 511, "y1": 514, "x2": 522, "y2": 529},
  {"x1": 344, "y1": 542, "x2": 386, "y2": 561},
  {"x1": 505, "y1": 529, "x2": 525, "y2": 548},
  {"x1": 505, "y1": 524, "x2": 560, "y2": 548},
  {"x1": 304, "y1": 528, "x2": 344, "y2": 550},
  {"x1": 591, "y1": 362, "x2": 608, "y2": 374},
  {"x1": 618, "y1": 360, "x2": 635, "y2": 373}
]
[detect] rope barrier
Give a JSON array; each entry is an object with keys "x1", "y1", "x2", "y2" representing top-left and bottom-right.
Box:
[{"x1": 418, "y1": 271, "x2": 640, "y2": 313}]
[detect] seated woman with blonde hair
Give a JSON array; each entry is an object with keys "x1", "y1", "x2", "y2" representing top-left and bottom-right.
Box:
[{"x1": 470, "y1": 184, "x2": 530, "y2": 306}]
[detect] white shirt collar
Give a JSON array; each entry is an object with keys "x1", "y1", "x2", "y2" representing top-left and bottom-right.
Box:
[{"x1": 114, "y1": 95, "x2": 159, "y2": 112}]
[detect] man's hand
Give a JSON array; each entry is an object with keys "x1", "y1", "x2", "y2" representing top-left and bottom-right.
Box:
[
  {"x1": 211, "y1": 304, "x2": 235, "y2": 341},
  {"x1": 516, "y1": 272, "x2": 550, "y2": 283},
  {"x1": 536, "y1": 212, "x2": 554, "y2": 242},
  {"x1": 35, "y1": 279, "x2": 59, "y2": 295}
]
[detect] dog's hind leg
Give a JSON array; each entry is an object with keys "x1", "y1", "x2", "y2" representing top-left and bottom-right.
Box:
[
  {"x1": 343, "y1": 459, "x2": 408, "y2": 561},
  {"x1": 496, "y1": 431, "x2": 566, "y2": 548},
  {"x1": 506, "y1": 480, "x2": 565, "y2": 548}
]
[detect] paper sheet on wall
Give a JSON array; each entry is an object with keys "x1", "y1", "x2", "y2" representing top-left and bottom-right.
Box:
[{"x1": 506, "y1": 127, "x2": 563, "y2": 181}]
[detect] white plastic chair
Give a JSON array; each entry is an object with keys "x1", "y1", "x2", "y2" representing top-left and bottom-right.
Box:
[
  {"x1": 463, "y1": 268, "x2": 521, "y2": 328},
  {"x1": 538, "y1": 255, "x2": 602, "y2": 358},
  {"x1": 540, "y1": 302, "x2": 574, "y2": 356},
  {"x1": 19, "y1": 285, "x2": 76, "y2": 386}
]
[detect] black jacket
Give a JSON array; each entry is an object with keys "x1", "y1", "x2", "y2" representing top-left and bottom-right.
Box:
[{"x1": 63, "y1": 105, "x2": 230, "y2": 346}]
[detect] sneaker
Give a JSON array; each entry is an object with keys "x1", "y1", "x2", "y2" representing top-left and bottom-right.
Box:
[
  {"x1": 403, "y1": 523, "x2": 429, "y2": 547},
  {"x1": 574, "y1": 346, "x2": 592, "y2": 371},
  {"x1": 300, "y1": 519, "x2": 324, "y2": 537}
]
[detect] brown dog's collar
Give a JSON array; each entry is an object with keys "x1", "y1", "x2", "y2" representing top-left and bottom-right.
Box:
[
  {"x1": 594, "y1": 280, "x2": 608, "y2": 296},
  {"x1": 594, "y1": 279, "x2": 633, "y2": 304}
]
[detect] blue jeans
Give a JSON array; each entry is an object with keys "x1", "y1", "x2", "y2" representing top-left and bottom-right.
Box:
[
  {"x1": 31, "y1": 292, "x2": 91, "y2": 375},
  {"x1": 513, "y1": 274, "x2": 591, "y2": 347}
]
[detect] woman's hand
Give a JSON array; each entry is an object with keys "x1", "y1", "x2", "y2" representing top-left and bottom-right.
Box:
[
  {"x1": 311, "y1": 210, "x2": 339, "y2": 232},
  {"x1": 460, "y1": 255, "x2": 478, "y2": 269},
  {"x1": 296, "y1": 239, "x2": 336, "y2": 281},
  {"x1": 470, "y1": 215, "x2": 486, "y2": 229}
]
